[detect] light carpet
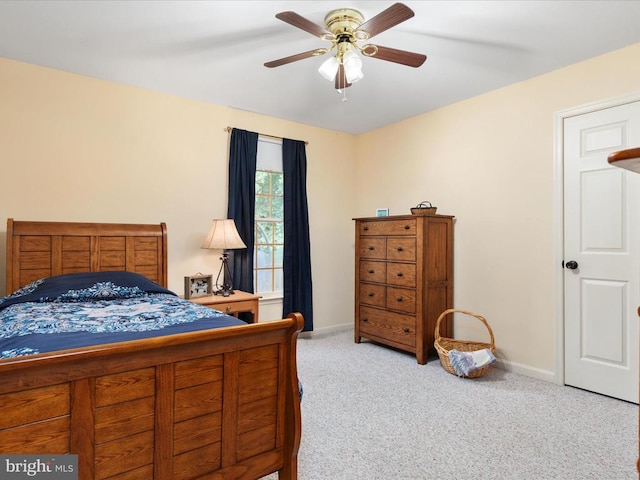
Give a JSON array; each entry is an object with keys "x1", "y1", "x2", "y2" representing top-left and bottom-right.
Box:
[{"x1": 264, "y1": 328, "x2": 637, "y2": 479}]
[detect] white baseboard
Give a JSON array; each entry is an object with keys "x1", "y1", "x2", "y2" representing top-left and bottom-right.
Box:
[
  {"x1": 495, "y1": 358, "x2": 557, "y2": 383},
  {"x1": 299, "y1": 325, "x2": 559, "y2": 384},
  {"x1": 299, "y1": 322, "x2": 351, "y2": 339}
]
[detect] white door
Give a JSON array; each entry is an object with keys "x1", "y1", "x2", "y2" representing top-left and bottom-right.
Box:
[{"x1": 564, "y1": 101, "x2": 640, "y2": 403}]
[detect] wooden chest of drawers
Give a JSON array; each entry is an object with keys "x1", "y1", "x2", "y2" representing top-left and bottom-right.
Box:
[{"x1": 354, "y1": 214, "x2": 454, "y2": 364}]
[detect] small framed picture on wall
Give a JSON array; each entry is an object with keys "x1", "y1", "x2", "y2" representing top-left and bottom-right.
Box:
[{"x1": 376, "y1": 208, "x2": 389, "y2": 217}]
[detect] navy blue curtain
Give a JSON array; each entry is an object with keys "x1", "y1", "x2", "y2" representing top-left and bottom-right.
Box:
[
  {"x1": 227, "y1": 128, "x2": 258, "y2": 294},
  {"x1": 282, "y1": 139, "x2": 314, "y2": 331}
]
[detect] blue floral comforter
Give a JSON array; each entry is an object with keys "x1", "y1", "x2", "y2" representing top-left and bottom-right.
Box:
[{"x1": 0, "y1": 271, "x2": 245, "y2": 359}]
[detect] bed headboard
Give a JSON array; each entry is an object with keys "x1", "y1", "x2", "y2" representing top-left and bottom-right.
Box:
[{"x1": 6, "y1": 219, "x2": 168, "y2": 294}]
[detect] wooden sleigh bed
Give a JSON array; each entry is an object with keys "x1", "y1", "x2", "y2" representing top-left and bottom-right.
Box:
[
  {"x1": 608, "y1": 147, "x2": 640, "y2": 476},
  {"x1": 0, "y1": 219, "x2": 303, "y2": 480}
]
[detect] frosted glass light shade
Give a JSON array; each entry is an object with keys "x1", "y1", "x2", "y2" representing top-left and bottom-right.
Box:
[
  {"x1": 343, "y1": 50, "x2": 363, "y2": 83},
  {"x1": 201, "y1": 219, "x2": 246, "y2": 250},
  {"x1": 318, "y1": 56, "x2": 339, "y2": 81}
]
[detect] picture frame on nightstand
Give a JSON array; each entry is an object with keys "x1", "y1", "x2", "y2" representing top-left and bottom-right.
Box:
[{"x1": 184, "y1": 273, "x2": 213, "y2": 299}]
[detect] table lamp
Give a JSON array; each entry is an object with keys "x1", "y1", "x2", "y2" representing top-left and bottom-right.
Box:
[{"x1": 201, "y1": 219, "x2": 247, "y2": 297}]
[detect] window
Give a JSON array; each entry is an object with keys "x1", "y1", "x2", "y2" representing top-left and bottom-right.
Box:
[{"x1": 254, "y1": 139, "x2": 283, "y2": 297}]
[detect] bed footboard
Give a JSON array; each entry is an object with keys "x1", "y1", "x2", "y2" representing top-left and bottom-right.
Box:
[{"x1": 0, "y1": 313, "x2": 304, "y2": 480}]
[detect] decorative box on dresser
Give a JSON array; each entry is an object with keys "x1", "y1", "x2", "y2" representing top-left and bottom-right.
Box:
[{"x1": 353, "y1": 214, "x2": 454, "y2": 364}]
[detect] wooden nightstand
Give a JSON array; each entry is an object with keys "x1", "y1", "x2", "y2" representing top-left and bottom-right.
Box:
[{"x1": 189, "y1": 291, "x2": 262, "y2": 323}]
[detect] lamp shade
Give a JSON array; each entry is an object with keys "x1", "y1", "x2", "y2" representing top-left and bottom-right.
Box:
[{"x1": 201, "y1": 219, "x2": 246, "y2": 250}]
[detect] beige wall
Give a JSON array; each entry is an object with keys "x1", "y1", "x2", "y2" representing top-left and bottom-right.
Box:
[
  {"x1": 355, "y1": 42, "x2": 640, "y2": 376},
  {"x1": 2, "y1": 41, "x2": 640, "y2": 377},
  {"x1": 0, "y1": 57, "x2": 356, "y2": 328}
]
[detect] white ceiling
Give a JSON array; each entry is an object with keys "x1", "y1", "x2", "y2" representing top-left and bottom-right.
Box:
[{"x1": 1, "y1": 1, "x2": 640, "y2": 135}]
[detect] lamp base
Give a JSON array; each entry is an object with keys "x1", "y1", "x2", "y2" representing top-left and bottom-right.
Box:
[
  {"x1": 214, "y1": 251, "x2": 236, "y2": 297},
  {"x1": 214, "y1": 286, "x2": 235, "y2": 297}
]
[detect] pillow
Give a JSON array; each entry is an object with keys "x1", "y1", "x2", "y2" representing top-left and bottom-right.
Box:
[{"x1": 0, "y1": 271, "x2": 176, "y2": 309}]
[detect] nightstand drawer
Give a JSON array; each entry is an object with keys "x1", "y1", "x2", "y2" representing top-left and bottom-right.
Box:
[
  {"x1": 189, "y1": 291, "x2": 261, "y2": 323},
  {"x1": 206, "y1": 299, "x2": 255, "y2": 316}
]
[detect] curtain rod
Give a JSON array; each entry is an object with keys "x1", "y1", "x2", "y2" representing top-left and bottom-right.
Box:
[{"x1": 224, "y1": 126, "x2": 308, "y2": 145}]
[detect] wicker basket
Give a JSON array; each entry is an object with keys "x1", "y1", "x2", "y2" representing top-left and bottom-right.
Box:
[
  {"x1": 410, "y1": 201, "x2": 437, "y2": 215},
  {"x1": 434, "y1": 308, "x2": 496, "y2": 378}
]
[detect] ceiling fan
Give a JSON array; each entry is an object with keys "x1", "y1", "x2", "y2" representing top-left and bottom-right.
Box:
[{"x1": 264, "y1": 3, "x2": 426, "y2": 96}]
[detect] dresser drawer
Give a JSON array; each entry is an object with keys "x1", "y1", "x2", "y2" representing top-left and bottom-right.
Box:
[
  {"x1": 386, "y1": 262, "x2": 416, "y2": 287},
  {"x1": 359, "y1": 219, "x2": 416, "y2": 236},
  {"x1": 386, "y1": 287, "x2": 416, "y2": 314},
  {"x1": 359, "y1": 260, "x2": 386, "y2": 284},
  {"x1": 358, "y1": 238, "x2": 385, "y2": 259},
  {"x1": 359, "y1": 283, "x2": 386, "y2": 308},
  {"x1": 386, "y1": 237, "x2": 416, "y2": 262},
  {"x1": 359, "y1": 306, "x2": 415, "y2": 347}
]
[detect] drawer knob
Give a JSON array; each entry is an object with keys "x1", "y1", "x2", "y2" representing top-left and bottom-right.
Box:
[
  {"x1": 368, "y1": 246, "x2": 375, "y2": 251},
  {"x1": 404, "y1": 225, "x2": 410, "y2": 230},
  {"x1": 226, "y1": 306, "x2": 232, "y2": 312},
  {"x1": 368, "y1": 269, "x2": 375, "y2": 274},
  {"x1": 397, "y1": 246, "x2": 403, "y2": 252},
  {"x1": 368, "y1": 292, "x2": 375, "y2": 297},
  {"x1": 403, "y1": 327, "x2": 410, "y2": 333},
  {"x1": 396, "y1": 296, "x2": 403, "y2": 302},
  {"x1": 362, "y1": 318, "x2": 369, "y2": 322},
  {"x1": 363, "y1": 226, "x2": 369, "y2": 231},
  {"x1": 396, "y1": 272, "x2": 403, "y2": 277}
]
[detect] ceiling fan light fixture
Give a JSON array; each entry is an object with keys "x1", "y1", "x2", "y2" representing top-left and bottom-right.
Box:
[
  {"x1": 318, "y1": 55, "x2": 339, "y2": 81},
  {"x1": 267, "y1": 3, "x2": 424, "y2": 98}
]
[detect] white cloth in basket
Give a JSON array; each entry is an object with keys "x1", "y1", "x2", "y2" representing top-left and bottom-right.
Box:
[{"x1": 448, "y1": 348, "x2": 496, "y2": 377}]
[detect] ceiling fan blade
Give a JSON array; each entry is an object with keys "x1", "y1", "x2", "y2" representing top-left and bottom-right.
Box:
[
  {"x1": 264, "y1": 49, "x2": 326, "y2": 68},
  {"x1": 275, "y1": 11, "x2": 331, "y2": 38},
  {"x1": 356, "y1": 3, "x2": 415, "y2": 39},
  {"x1": 367, "y1": 45, "x2": 427, "y2": 67},
  {"x1": 335, "y1": 64, "x2": 352, "y2": 90}
]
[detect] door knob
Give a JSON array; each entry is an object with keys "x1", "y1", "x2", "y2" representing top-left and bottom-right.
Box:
[{"x1": 565, "y1": 260, "x2": 578, "y2": 270}]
